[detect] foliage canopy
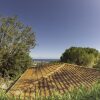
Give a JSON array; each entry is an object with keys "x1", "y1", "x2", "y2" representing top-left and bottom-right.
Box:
[
  {"x1": 60, "y1": 47, "x2": 100, "y2": 67},
  {"x1": 0, "y1": 16, "x2": 36, "y2": 78}
]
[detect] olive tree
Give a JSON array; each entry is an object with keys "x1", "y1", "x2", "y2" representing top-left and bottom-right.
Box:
[{"x1": 0, "y1": 16, "x2": 36, "y2": 78}]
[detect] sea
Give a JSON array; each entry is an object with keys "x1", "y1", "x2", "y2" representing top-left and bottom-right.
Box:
[{"x1": 33, "y1": 59, "x2": 59, "y2": 63}]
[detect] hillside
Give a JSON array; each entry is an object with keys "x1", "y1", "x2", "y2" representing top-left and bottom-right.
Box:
[{"x1": 7, "y1": 63, "x2": 100, "y2": 99}]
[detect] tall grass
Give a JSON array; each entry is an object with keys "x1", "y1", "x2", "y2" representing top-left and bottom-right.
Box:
[
  {"x1": 1, "y1": 81, "x2": 100, "y2": 100},
  {"x1": 45, "y1": 81, "x2": 100, "y2": 100}
]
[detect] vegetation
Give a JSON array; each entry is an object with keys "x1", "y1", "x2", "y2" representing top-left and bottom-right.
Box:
[
  {"x1": 45, "y1": 81, "x2": 100, "y2": 100},
  {"x1": 60, "y1": 47, "x2": 100, "y2": 67},
  {"x1": 94, "y1": 58, "x2": 100, "y2": 70},
  {"x1": 0, "y1": 16, "x2": 35, "y2": 78},
  {"x1": 0, "y1": 80, "x2": 100, "y2": 100}
]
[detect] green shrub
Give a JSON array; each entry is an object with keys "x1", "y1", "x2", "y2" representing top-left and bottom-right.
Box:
[{"x1": 60, "y1": 47, "x2": 100, "y2": 67}]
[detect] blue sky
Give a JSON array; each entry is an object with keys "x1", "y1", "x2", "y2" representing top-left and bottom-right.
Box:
[{"x1": 0, "y1": 0, "x2": 100, "y2": 59}]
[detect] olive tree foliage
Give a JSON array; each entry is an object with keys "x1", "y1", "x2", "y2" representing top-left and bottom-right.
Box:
[
  {"x1": 0, "y1": 16, "x2": 36, "y2": 78},
  {"x1": 60, "y1": 47, "x2": 100, "y2": 67}
]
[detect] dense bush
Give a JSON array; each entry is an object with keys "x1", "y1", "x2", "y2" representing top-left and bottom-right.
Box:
[
  {"x1": 0, "y1": 16, "x2": 36, "y2": 78},
  {"x1": 93, "y1": 57, "x2": 100, "y2": 70},
  {"x1": 60, "y1": 47, "x2": 100, "y2": 67}
]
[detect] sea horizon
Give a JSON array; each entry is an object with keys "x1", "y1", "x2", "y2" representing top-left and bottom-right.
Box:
[{"x1": 33, "y1": 58, "x2": 60, "y2": 62}]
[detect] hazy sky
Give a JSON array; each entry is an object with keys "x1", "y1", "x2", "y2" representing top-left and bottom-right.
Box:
[{"x1": 0, "y1": 0, "x2": 100, "y2": 59}]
